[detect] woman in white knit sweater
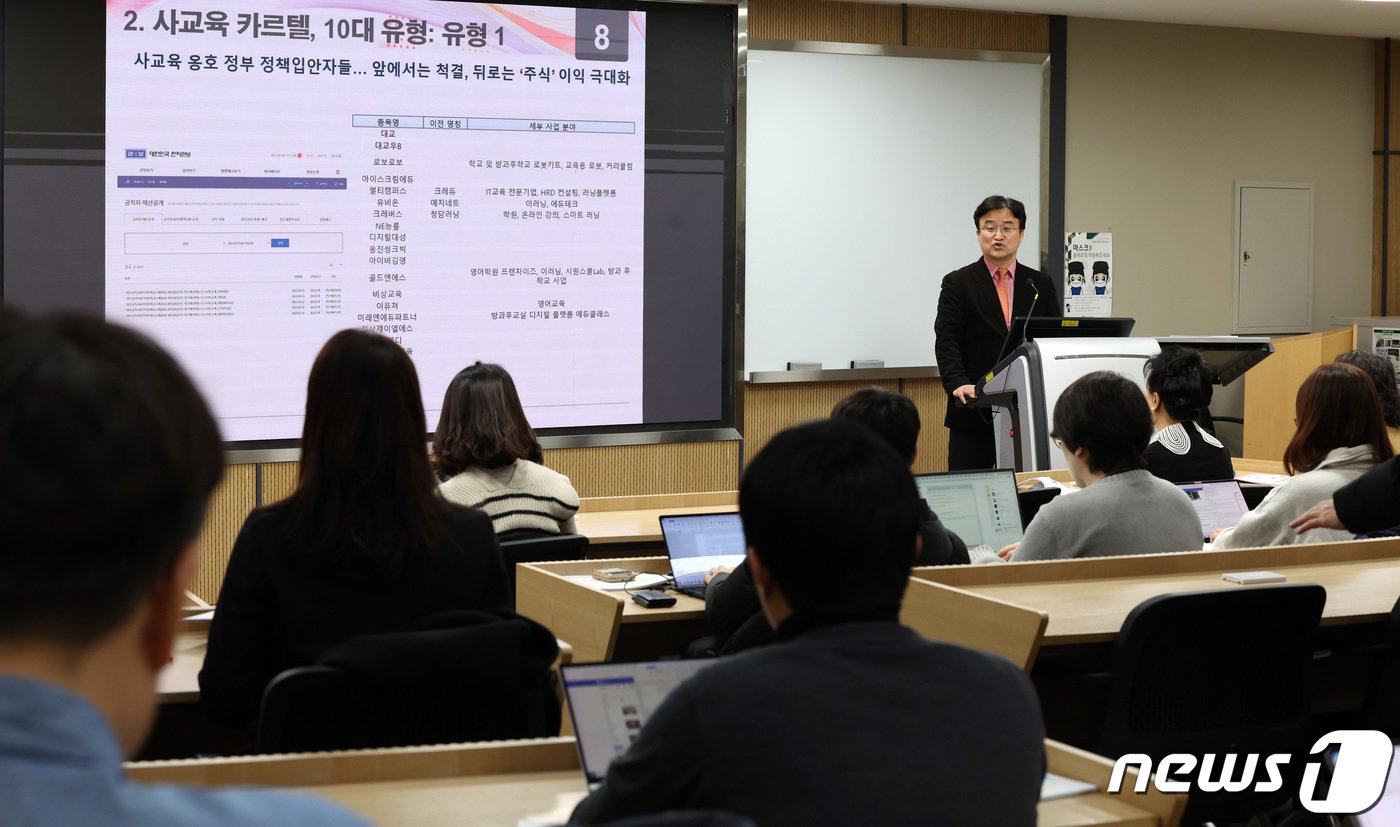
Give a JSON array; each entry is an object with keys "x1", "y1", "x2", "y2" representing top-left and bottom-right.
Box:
[
  {"x1": 1213, "y1": 362, "x2": 1393, "y2": 549},
  {"x1": 434, "y1": 362, "x2": 580, "y2": 537}
]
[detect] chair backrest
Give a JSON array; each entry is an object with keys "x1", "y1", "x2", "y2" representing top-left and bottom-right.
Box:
[
  {"x1": 594, "y1": 812, "x2": 758, "y2": 827},
  {"x1": 1364, "y1": 593, "x2": 1400, "y2": 738},
  {"x1": 500, "y1": 533, "x2": 590, "y2": 607},
  {"x1": 1095, "y1": 584, "x2": 1326, "y2": 825},
  {"x1": 900, "y1": 578, "x2": 1048, "y2": 672},
  {"x1": 1016, "y1": 487, "x2": 1061, "y2": 530},
  {"x1": 255, "y1": 609, "x2": 561, "y2": 754}
]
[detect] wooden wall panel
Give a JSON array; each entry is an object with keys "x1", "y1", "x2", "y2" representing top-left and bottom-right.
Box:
[
  {"x1": 1243, "y1": 328, "x2": 1356, "y2": 461},
  {"x1": 906, "y1": 7, "x2": 1049, "y2": 53},
  {"x1": 743, "y1": 378, "x2": 949, "y2": 471},
  {"x1": 261, "y1": 461, "x2": 300, "y2": 506},
  {"x1": 191, "y1": 464, "x2": 256, "y2": 604},
  {"x1": 544, "y1": 441, "x2": 741, "y2": 497},
  {"x1": 903, "y1": 377, "x2": 949, "y2": 474},
  {"x1": 1377, "y1": 41, "x2": 1400, "y2": 153},
  {"x1": 743, "y1": 379, "x2": 897, "y2": 461},
  {"x1": 1376, "y1": 42, "x2": 1400, "y2": 314},
  {"x1": 748, "y1": 1, "x2": 1046, "y2": 53},
  {"x1": 749, "y1": 0, "x2": 902, "y2": 45}
]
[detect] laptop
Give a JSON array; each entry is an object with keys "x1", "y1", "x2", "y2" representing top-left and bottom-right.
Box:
[
  {"x1": 658, "y1": 512, "x2": 747, "y2": 598},
  {"x1": 562, "y1": 659, "x2": 720, "y2": 790},
  {"x1": 1176, "y1": 480, "x2": 1250, "y2": 543},
  {"x1": 913, "y1": 470, "x2": 1024, "y2": 563}
]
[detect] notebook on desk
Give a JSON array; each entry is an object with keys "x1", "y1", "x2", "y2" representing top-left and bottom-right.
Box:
[
  {"x1": 1177, "y1": 479, "x2": 1250, "y2": 543},
  {"x1": 913, "y1": 470, "x2": 1024, "y2": 564},
  {"x1": 658, "y1": 512, "x2": 747, "y2": 599},
  {"x1": 562, "y1": 659, "x2": 720, "y2": 790}
]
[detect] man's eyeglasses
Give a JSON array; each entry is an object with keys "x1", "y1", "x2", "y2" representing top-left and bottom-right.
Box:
[{"x1": 979, "y1": 225, "x2": 1021, "y2": 237}]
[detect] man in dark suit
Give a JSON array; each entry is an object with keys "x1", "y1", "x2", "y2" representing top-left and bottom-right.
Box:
[
  {"x1": 569, "y1": 420, "x2": 1045, "y2": 826},
  {"x1": 934, "y1": 195, "x2": 1061, "y2": 470}
]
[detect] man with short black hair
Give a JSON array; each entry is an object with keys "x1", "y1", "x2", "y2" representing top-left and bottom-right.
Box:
[
  {"x1": 935, "y1": 195, "x2": 1060, "y2": 470},
  {"x1": 0, "y1": 309, "x2": 367, "y2": 826},
  {"x1": 707, "y1": 389, "x2": 971, "y2": 652},
  {"x1": 831, "y1": 388, "x2": 969, "y2": 565},
  {"x1": 570, "y1": 420, "x2": 1045, "y2": 826}
]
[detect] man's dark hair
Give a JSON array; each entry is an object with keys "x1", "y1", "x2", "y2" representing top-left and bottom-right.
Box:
[
  {"x1": 739, "y1": 419, "x2": 920, "y2": 618},
  {"x1": 973, "y1": 195, "x2": 1027, "y2": 229},
  {"x1": 0, "y1": 309, "x2": 224, "y2": 646},
  {"x1": 434, "y1": 361, "x2": 544, "y2": 477},
  {"x1": 1050, "y1": 371, "x2": 1151, "y2": 475},
  {"x1": 1143, "y1": 346, "x2": 1215, "y2": 422},
  {"x1": 830, "y1": 388, "x2": 920, "y2": 465},
  {"x1": 1336, "y1": 350, "x2": 1400, "y2": 430}
]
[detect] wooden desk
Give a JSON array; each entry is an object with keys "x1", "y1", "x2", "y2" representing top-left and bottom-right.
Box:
[
  {"x1": 567, "y1": 457, "x2": 1278, "y2": 552},
  {"x1": 517, "y1": 557, "x2": 706, "y2": 663},
  {"x1": 912, "y1": 537, "x2": 1400, "y2": 646},
  {"x1": 575, "y1": 505, "x2": 737, "y2": 547},
  {"x1": 574, "y1": 492, "x2": 738, "y2": 549},
  {"x1": 1231, "y1": 457, "x2": 1287, "y2": 476},
  {"x1": 127, "y1": 737, "x2": 1183, "y2": 827},
  {"x1": 522, "y1": 540, "x2": 1400, "y2": 663},
  {"x1": 157, "y1": 632, "x2": 576, "y2": 703}
]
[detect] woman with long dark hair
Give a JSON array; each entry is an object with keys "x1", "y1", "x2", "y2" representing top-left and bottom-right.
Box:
[
  {"x1": 200, "y1": 331, "x2": 510, "y2": 726},
  {"x1": 1214, "y1": 362, "x2": 1393, "y2": 549},
  {"x1": 435, "y1": 362, "x2": 579, "y2": 537}
]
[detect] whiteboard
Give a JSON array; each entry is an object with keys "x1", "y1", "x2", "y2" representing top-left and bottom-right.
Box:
[{"x1": 744, "y1": 47, "x2": 1044, "y2": 373}]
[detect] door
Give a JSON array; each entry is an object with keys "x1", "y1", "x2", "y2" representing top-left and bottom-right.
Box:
[{"x1": 1234, "y1": 182, "x2": 1314, "y2": 334}]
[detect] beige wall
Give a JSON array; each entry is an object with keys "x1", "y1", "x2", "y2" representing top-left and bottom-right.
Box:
[{"x1": 1064, "y1": 18, "x2": 1374, "y2": 340}]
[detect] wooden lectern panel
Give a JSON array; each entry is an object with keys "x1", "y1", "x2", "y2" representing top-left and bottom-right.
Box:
[{"x1": 1243, "y1": 327, "x2": 1354, "y2": 461}]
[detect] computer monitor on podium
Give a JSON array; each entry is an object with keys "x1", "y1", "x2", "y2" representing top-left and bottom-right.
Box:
[{"x1": 996, "y1": 317, "x2": 1136, "y2": 365}]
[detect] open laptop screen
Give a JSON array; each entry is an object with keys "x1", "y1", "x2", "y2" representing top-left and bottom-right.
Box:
[
  {"x1": 913, "y1": 470, "x2": 1024, "y2": 549},
  {"x1": 563, "y1": 660, "x2": 720, "y2": 786},
  {"x1": 659, "y1": 512, "x2": 746, "y2": 589},
  {"x1": 1177, "y1": 480, "x2": 1249, "y2": 543}
]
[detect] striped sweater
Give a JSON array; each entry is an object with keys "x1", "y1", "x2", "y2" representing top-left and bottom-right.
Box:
[{"x1": 439, "y1": 459, "x2": 580, "y2": 536}]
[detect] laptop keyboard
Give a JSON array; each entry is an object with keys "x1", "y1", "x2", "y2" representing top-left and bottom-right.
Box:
[{"x1": 968, "y1": 544, "x2": 1008, "y2": 565}]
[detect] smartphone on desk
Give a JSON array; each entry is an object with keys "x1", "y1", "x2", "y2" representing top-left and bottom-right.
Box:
[{"x1": 631, "y1": 590, "x2": 677, "y2": 609}]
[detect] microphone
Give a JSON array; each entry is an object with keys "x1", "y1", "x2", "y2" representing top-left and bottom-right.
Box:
[
  {"x1": 1017, "y1": 278, "x2": 1040, "y2": 350},
  {"x1": 979, "y1": 276, "x2": 1042, "y2": 432}
]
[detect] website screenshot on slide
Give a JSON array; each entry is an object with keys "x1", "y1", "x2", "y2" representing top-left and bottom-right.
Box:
[{"x1": 105, "y1": 2, "x2": 646, "y2": 440}]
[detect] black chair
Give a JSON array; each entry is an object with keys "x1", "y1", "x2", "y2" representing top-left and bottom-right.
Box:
[
  {"x1": 254, "y1": 609, "x2": 561, "y2": 753},
  {"x1": 1362, "y1": 594, "x2": 1400, "y2": 739},
  {"x1": 500, "y1": 533, "x2": 590, "y2": 606},
  {"x1": 1093, "y1": 584, "x2": 1327, "y2": 826},
  {"x1": 596, "y1": 812, "x2": 758, "y2": 827},
  {"x1": 1016, "y1": 486, "x2": 1061, "y2": 529}
]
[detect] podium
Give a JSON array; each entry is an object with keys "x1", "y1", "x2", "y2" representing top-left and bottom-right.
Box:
[
  {"x1": 974, "y1": 322, "x2": 1273, "y2": 472},
  {"x1": 1242, "y1": 327, "x2": 1355, "y2": 460},
  {"x1": 976, "y1": 337, "x2": 1160, "y2": 471}
]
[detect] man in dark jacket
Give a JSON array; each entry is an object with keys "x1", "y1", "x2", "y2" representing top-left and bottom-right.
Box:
[
  {"x1": 571, "y1": 420, "x2": 1046, "y2": 826},
  {"x1": 707, "y1": 388, "x2": 969, "y2": 653},
  {"x1": 1292, "y1": 455, "x2": 1400, "y2": 535},
  {"x1": 934, "y1": 195, "x2": 1060, "y2": 470}
]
